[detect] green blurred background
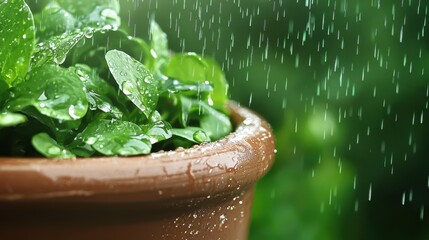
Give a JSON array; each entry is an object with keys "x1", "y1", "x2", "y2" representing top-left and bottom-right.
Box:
[
  {"x1": 30, "y1": 0, "x2": 429, "y2": 239},
  {"x1": 118, "y1": 1, "x2": 429, "y2": 239}
]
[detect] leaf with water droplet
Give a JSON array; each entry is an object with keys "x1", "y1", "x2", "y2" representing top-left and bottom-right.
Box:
[
  {"x1": 70, "y1": 64, "x2": 122, "y2": 118},
  {"x1": 178, "y1": 96, "x2": 232, "y2": 141},
  {"x1": 31, "y1": 30, "x2": 84, "y2": 69},
  {"x1": 163, "y1": 53, "x2": 229, "y2": 111},
  {"x1": 31, "y1": 0, "x2": 122, "y2": 69},
  {"x1": 21, "y1": 106, "x2": 81, "y2": 145},
  {"x1": 171, "y1": 127, "x2": 210, "y2": 144},
  {"x1": 0, "y1": 112, "x2": 27, "y2": 128},
  {"x1": 31, "y1": 132, "x2": 75, "y2": 158},
  {"x1": 34, "y1": 2, "x2": 76, "y2": 40},
  {"x1": 106, "y1": 50, "x2": 159, "y2": 118},
  {"x1": 55, "y1": 0, "x2": 119, "y2": 16},
  {"x1": 71, "y1": 30, "x2": 150, "y2": 77},
  {"x1": 5, "y1": 64, "x2": 88, "y2": 121},
  {"x1": 72, "y1": 119, "x2": 151, "y2": 156},
  {"x1": 146, "y1": 20, "x2": 169, "y2": 72},
  {"x1": 141, "y1": 120, "x2": 173, "y2": 144},
  {"x1": 202, "y1": 58, "x2": 229, "y2": 111},
  {"x1": 199, "y1": 102, "x2": 232, "y2": 140},
  {"x1": 55, "y1": 0, "x2": 120, "y2": 32},
  {"x1": 0, "y1": 0, "x2": 35, "y2": 87},
  {"x1": 160, "y1": 78, "x2": 213, "y2": 96}
]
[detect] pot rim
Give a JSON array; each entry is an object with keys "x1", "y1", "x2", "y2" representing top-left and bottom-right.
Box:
[{"x1": 0, "y1": 102, "x2": 275, "y2": 202}]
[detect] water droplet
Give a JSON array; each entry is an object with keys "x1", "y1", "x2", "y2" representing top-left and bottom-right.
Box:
[
  {"x1": 53, "y1": 54, "x2": 67, "y2": 65},
  {"x1": 193, "y1": 130, "x2": 208, "y2": 143},
  {"x1": 68, "y1": 105, "x2": 80, "y2": 120},
  {"x1": 86, "y1": 137, "x2": 98, "y2": 145},
  {"x1": 83, "y1": 27, "x2": 94, "y2": 38},
  {"x1": 101, "y1": 8, "x2": 118, "y2": 20},
  {"x1": 368, "y1": 183, "x2": 372, "y2": 201},
  {"x1": 47, "y1": 146, "x2": 61, "y2": 155},
  {"x1": 121, "y1": 81, "x2": 133, "y2": 95}
]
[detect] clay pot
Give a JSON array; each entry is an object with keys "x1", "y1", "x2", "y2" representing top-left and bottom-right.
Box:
[{"x1": 0, "y1": 103, "x2": 275, "y2": 240}]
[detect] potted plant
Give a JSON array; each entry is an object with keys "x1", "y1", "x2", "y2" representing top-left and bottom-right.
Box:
[{"x1": 0, "y1": 1, "x2": 275, "y2": 239}]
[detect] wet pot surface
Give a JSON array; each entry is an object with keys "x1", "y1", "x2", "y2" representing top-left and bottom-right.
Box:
[{"x1": 0, "y1": 103, "x2": 275, "y2": 240}]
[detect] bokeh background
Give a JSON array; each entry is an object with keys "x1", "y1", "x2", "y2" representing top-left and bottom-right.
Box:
[{"x1": 30, "y1": 0, "x2": 429, "y2": 239}]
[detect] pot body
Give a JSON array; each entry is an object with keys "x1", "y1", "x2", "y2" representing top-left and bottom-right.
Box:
[
  {"x1": 0, "y1": 104, "x2": 275, "y2": 240},
  {"x1": 0, "y1": 188, "x2": 255, "y2": 240}
]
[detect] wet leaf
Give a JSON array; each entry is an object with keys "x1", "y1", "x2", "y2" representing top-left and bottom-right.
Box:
[
  {"x1": 71, "y1": 30, "x2": 150, "y2": 75},
  {"x1": 203, "y1": 57, "x2": 229, "y2": 111},
  {"x1": 55, "y1": 0, "x2": 120, "y2": 16},
  {"x1": 147, "y1": 20, "x2": 169, "y2": 72},
  {"x1": 20, "y1": 104, "x2": 81, "y2": 145},
  {"x1": 164, "y1": 53, "x2": 229, "y2": 111},
  {"x1": 0, "y1": 80, "x2": 8, "y2": 104},
  {"x1": 0, "y1": 4, "x2": 232, "y2": 158},
  {"x1": 71, "y1": 64, "x2": 122, "y2": 118},
  {"x1": 31, "y1": 0, "x2": 122, "y2": 69},
  {"x1": 0, "y1": 0, "x2": 35, "y2": 87},
  {"x1": 0, "y1": 112, "x2": 27, "y2": 128},
  {"x1": 199, "y1": 103, "x2": 232, "y2": 140},
  {"x1": 141, "y1": 120, "x2": 172, "y2": 144},
  {"x1": 160, "y1": 78, "x2": 213, "y2": 96},
  {"x1": 31, "y1": 30, "x2": 85, "y2": 68},
  {"x1": 5, "y1": 64, "x2": 88, "y2": 121},
  {"x1": 179, "y1": 96, "x2": 232, "y2": 141},
  {"x1": 55, "y1": 0, "x2": 120, "y2": 32},
  {"x1": 73, "y1": 119, "x2": 151, "y2": 156},
  {"x1": 171, "y1": 127, "x2": 210, "y2": 144},
  {"x1": 106, "y1": 50, "x2": 159, "y2": 118},
  {"x1": 164, "y1": 53, "x2": 206, "y2": 84},
  {"x1": 34, "y1": 2, "x2": 76, "y2": 40},
  {"x1": 32, "y1": 132, "x2": 75, "y2": 158}
]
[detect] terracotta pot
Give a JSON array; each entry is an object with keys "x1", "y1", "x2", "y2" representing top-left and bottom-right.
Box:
[{"x1": 0, "y1": 103, "x2": 275, "y2": 240}]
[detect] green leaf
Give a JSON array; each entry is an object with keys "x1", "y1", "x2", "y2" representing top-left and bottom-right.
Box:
[
  {"x1": 21, "y1": 107, "x2": 81, "y2": 144},
  {"x1": 0, "y1": 0, "x2": 35, "y2": 87},
  {"x1": 31, "y1": 1, "x2": 122, "y2": 68},
  {"x1": 34, "y1": 2, "x2": 76, "y2": 40},
  {"x1": 0, "y1": 80, "x2": 8, "y2": 105},
  {"x1": 164, "y1": 53, "x2": 206, "y2": 84},
  {"x1": 163, "y1": 53, "x2": 229, "y2": 110},
  {"x1": 71, "y1": 64, "x2": 122, "y2": 118},
  {"x1": 141, "y1": 120, "x2": 172, "y2": 144},
  {"x1": 203, "y1": 57, "x2": 229, "y2": 110},
  {"x1": 0, "y1": 112, "x2": 27, "y2": 128},
  {"x1": 5, "y1": 64, "x2": 88, "y2": 121},
  {"x1": 146, "y1": 20, "x2": 169, "y2": 72},
  {"x1": 31, "y1": 30, "x2": 85, "y2": 68},
  {"x1": 71, "y1": 30, "x2": 150, "y2": 75},
  {"x1": 32, "y1": 132, "x2": 75, "y2": 158},
  {"x1": 199, "y1": 102, "x2": 232, "y2": 140},
  {"x1": 73, "y1": 119, "x2": 151, "y2": 156},
  {"x1": 178, "y1": 95, "x2": 194, "y2": 126},
  {"x1": 68, "y1": 144, "x2": 95, "y2": 157},
  {"x1": 178, "y1": 96, "x2": 232, "y2": 141},
  {"x1": 106, "y1": 50, "x2": 159, "y2": 118},
  {"x1": 171, "y1": 127, "x2": 210, "y2": 144},
  {"x1": 160, "y1": 78, "x2": 213, "y2": 96},
  {"x1": 55, "y1": 0, "x2": 120, "y2": 32},
  {"x1": 55, "y1": 0, "x2": 120, "y2": 16}
]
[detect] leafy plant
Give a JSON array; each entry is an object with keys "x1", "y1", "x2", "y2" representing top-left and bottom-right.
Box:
[{"x1": 0, "y1": 0, "x2": 232, "y2": 158}]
